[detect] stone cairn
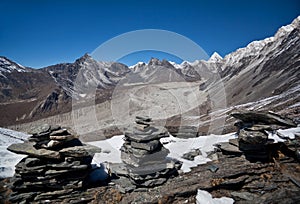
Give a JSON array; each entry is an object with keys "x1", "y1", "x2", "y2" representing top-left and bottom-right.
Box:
[
  {"x1": 230, "y1": 110, "x2": 297, "y2": 161},
  {"x1": 7, "y1": 124, "x2": 100, "y2": 203},
  {"x1": 110, "y1": 116, "x2": 182, "y2": 193}
]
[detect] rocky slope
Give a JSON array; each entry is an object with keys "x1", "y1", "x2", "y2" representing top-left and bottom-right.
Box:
[
  {"x1": 221, "y1": 16, "x2": 300, "y2": 106},
  {"x1": 0, "y1": 55, "x2": 131, "y2": 126},
  {"x1": 0, "y1": 57, "x2": 62, "y2": 126},
  {"x1": 165, "y1": 16, "x2": 300, "y2": 135}
]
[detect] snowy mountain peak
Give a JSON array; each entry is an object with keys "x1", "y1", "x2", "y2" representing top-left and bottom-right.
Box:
[
  {"x1": 148, "y1": 57, "x2": 160, "y2": 65},
  {"x1": 0, "y1": 57, "x2": 27, "y2": 77},
  {"x1": 275, "y1": 15, "x2": 299, "y2": 38},
  {"x1": 129, "y1": 62, "x2": 146, "y2": 69},
  {"x1": 222, "y1": 16, "x2": 300, "y2": 71},
  {"x1": 208, "y1": 52, "x2": 223, "y2": 63},
  {"x1": 75, "y1": 53, "x2": 94, "y2": 64},
  {"x1": 147, "y1": 58, "x2": 174, "y2": 68}
]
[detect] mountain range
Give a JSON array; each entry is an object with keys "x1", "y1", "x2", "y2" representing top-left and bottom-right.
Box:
[{"x1": 0, "y1": 16, "x2": 299, "y2": 136}]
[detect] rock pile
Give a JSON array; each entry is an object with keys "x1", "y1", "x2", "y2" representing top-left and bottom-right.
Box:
[
  {"x1": 7, "y1": 124, "x2": 101, "y2": 203},
  {"x1": 110, "y1": 116, "x2": 182, "y2": 192},
  {"x1": 230, "y1": 110, "x2": 297, "y2": 161}
]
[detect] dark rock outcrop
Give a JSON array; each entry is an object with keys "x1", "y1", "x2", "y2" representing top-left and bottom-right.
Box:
[{"x1": 228, "y1": 110, "x2": 297, "y2": 162}]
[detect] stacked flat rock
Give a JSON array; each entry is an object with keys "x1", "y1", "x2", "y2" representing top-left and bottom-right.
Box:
[
  {"x1": 7, "y1": 124, "x2": 100, "y2": 203},
  {"x1": 230, "y1": 110, "x2": 297, "y2": 161},
  {"x1": 111, "y1": 116, "x2": 182, "y2": 192},
  {"x1": 170, "y1": 126, "x2": 199, "y2": 138}
]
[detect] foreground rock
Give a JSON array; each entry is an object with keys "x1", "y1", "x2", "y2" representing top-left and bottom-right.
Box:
[
  {"x1": 1, "y1": 115, "x2": 299, "y2": 203},
  {"x1": 112, "y1": 112, "x2": 300, "y2": 203},
  {"x1": 6, "y1": 124, "x2": 101, "y2": 203},
  {"x1": 110, "y1": 116, "x2": 182, "y2": 192},
  {"x1": 228, "y1": 110, "x2": 297, "y2": 162},
  {"x1": 85, "y1": 131, "x2": 300, "y2": 204}
]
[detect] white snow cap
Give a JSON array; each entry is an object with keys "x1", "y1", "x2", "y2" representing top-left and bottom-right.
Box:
[
  {"x1": 129, "y1": 61, "x2": 146, "y2": 69},
  {"x1": 208, "y1": 52, "x2": 223, "y2": 63},
  {"x1": 0, "y1": 57, "x2": 27, "y2": 76}
]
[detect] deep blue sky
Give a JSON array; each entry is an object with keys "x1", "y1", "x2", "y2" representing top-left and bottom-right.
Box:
[{"x1": 1, "y1": 0, "x2": 299, "y2": 68}]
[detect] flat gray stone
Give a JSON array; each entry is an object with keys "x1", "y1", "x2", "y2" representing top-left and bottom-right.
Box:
[
  {"x1": 182, "y1": 149, "x2": 202, "y2": 161},
  {"x1": 45, "y1": 165, "x2": 88, "y2": 175},
  {"x1": 114, "y1": 177, "x2": 136, "y2": 193},
  {"x1": 171, "y1": 132, "x2": 198, "y2": 138},
  {"x1": 135, "y1": 119, "x2": 151, "y2": 126},
  {"x1": 49, "y1": 134, "x2": 78, "y2": 141},
  {"x1": 239, "y1": 129, "x2": 268, "y2": 144},
  {"x1": 136, "y1": 116, "x2": 152, "y2": 122},
  {"x1": 49, "y1": 124, "x2": 61, "y2": 132},
  {"x1": 29, "y1": 124, "x2": 51, "y2": 135},
  {"x1": 50, "y1": 128, "x2": 69, "y2": 136},
  {"x1": 130, "y1": 140, "x2": 160, "y2": 151},
  {"x1": 245, "y1": 124, "x2": 278, "y2": 131},
  {"x1": 28, "y1": 132, "x2": 50, "y2": 142},
  {"x1": 9, "y1": 192, "x2": 37, "y2": 203},
  {"x1": 229, "y1": 138, "x2": 239, "y2": 147},
  {"x1": 121, "y1": 147, "x2": 169, "y2": 167},
  {"x1": 135, "y1": 123, "x2": 150, "y2": 131},
  {"x1": 127, "y1": 159, "x2": 176, "y2": 177},
  {"x1": 218, "y1": 142, "x2": 243, "y2": 155},
  {"x1": 34, "y1": 189, "x2": 73, "y2": 201},
  {"x1": 143, "y1": 177, "x2": 167, "y2": 186},
  {"x1": 7, "y1": 142, "x2": 61, "y2": 159},
  {"x1": 59, "y1": 144, "x2": 101, "y2": 158},
  {"x1": 121, "y1": 145, "x2": 149, "y2": 157},
  {"x1": 47, "y1": 160, "x2": 81, "y2": 169},
  {"x1": 59, "y1": 146, "x2": 89, "y2": 158},
  {"x1": 109, "y1": 163, "x2": 129, "y2": 176},
  {"x1": 125, "y1": 127, "x2": 168, "y2": 142},
  {"x1": 24, "y1": 157, "x2": 43, "y2": 167},
  {"x1": 231, "y1": 191, "x2": 256, "y2": 201}
]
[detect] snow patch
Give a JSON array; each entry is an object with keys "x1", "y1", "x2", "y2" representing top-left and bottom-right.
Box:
[
  {"x1": 196, "y1": 189, "x2": 234, "y2": 204},
  {"x1": 169, "y1": 61, "x2": 182, "y2": 69},
  {"x1": 88, "y1": 135, "x2": 124, "y2": 164},
  {"x1": 0, "y1": 128, "x2": 29, "y2": 178},
  {"x1": 161, "y1": 133, "x2": 237, "y2": 172}
]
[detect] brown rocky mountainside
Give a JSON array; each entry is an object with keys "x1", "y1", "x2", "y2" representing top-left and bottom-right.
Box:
[
  {"x1": 0, "y1": 57, "x2": 69, "y2": 126},
  {"x1": 0, "y1": 16, "x2": 299, "y2": 139}
]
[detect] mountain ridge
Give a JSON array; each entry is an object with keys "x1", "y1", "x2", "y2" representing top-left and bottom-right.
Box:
[{"x1": 0, "y1": 16, "x2": 299, "y2": 128}]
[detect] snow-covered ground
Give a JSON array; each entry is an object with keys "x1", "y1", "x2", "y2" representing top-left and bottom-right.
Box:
[
  {"x1": 1, "y1": 126, "x2": 299, "y2": 202},
  {"x1": 87, "y1": 127, "x2": 300, "y2": 173},
  {"x1": 88, "y1": 133, "x2": 237, "y2": 173},
  {"x1": 0, "y1": 127, "x2": 29, "y2": 178}
]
